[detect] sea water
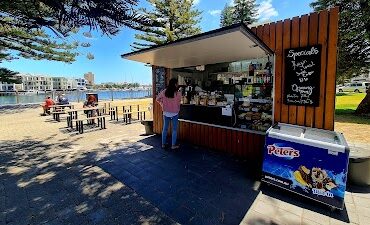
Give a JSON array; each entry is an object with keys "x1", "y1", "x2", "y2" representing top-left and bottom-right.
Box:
[{"x1": 0, "y1": 90, "x2": 152, "y2": 105}]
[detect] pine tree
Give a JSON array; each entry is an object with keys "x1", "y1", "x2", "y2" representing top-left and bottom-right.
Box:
[
  {"x1": 0, "y1": 0, "x2": 148, "y2": 62},
  {"x1": 131, "y1": 0, "x2": 202, "y2": 50},
  {"x1": 220, "y1": 4, "x2": 234, "y2": 27},
  {"x1": 0, "y1": 27, "x2": 78, "y2": 63},
  {"x1": 311, "y1": 0, "x2": 370, "y2": 114},
  {"x1": 233, "y1": 0, "x2": 258, "y2": 25},
  {"x1": 0, "y1": 68, "x2": 20, "y2": 83}
]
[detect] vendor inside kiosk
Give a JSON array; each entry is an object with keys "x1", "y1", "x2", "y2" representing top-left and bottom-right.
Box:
[{"x1": 172, "y1": 56, "x2": 274, "y2": 133}]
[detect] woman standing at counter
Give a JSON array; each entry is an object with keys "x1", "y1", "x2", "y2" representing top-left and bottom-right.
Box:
[{"x1": 156, "y1": 78, "x2": 181, "y2": 150}]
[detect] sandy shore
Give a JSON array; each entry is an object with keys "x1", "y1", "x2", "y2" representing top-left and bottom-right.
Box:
[{"x1": 0, "y1": 98, "x2": 153, "y2": 151}]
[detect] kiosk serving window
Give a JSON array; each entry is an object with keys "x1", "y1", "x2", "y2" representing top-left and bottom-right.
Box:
[
  {"x1": 122, "y1": 23, "x2": 275, "y2": 133},
  {"x1": 172, "y1": 56, "x2": 274, "y2": 132}
]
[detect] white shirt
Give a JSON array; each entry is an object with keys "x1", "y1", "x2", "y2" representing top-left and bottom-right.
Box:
[{"x1": 163, "y1": 111, "x2": 178, "y2": 118}]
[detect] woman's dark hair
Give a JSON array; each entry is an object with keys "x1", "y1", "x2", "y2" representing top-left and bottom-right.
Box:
[{"x1": 165, "y1": 78, "x2": 178, "y2": 98}]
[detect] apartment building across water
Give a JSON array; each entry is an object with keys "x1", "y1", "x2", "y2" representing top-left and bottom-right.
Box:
[{"x1": 0, "y1": 74, "x2": 87, "y2": 92}]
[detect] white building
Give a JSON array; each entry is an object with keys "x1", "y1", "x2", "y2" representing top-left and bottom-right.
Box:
[
  {"x1": 4, "y1": 73, "x2": 87, "y2": 91},
  {"x1": 67, "y1": 78, "x2": 77, "y2": 90},
  {"x1": 17, "y1": 74, "x2": 53, "y2": 91},
  {"x1": 75, "y1": 78, "x2": 87, "y2": 90},
  {"x1": 0, "y1": 82, "x2": 24, "y2": 91}
]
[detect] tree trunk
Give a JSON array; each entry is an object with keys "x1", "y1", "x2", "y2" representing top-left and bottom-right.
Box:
[{"x1": 355, "y1": 88, "x2": 370, "y2": 114}]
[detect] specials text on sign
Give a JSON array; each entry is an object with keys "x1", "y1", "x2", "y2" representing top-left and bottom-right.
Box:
[{"x1": 284, "y1": 45, "x2": 322, "y2": 106}]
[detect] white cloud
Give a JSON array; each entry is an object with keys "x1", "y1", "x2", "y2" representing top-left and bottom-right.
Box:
[
  {"x1": 208, "y1": 10, "x2": 221, "y2": 16},
  {"x1": 256, "y1": 0, "x2": 278, "y2": 21}
]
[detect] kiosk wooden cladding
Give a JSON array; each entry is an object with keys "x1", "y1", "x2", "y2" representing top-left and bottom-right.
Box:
[
  {"x1": 151, "y1": 7, "x2": 339, "y2": 159},
  {"x1": 251, "y1": 7, "x2": 339, "y2": 130}
]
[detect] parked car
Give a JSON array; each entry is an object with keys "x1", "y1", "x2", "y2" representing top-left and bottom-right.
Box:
[{"x1": 338, "y1": 82, "x2": 369, "y2": 93}]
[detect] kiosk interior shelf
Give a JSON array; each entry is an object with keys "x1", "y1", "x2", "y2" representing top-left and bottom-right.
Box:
[{"x1": 234, "y1": 82, "x2": 273, "y2": 132}]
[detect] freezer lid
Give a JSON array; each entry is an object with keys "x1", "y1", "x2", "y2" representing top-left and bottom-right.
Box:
[
  {"x1": 267, "y1": 123, "x2": 348, "y2": 153},
  {"x1": 267, "y1": 123, "x2": 304, "y2": 138}
]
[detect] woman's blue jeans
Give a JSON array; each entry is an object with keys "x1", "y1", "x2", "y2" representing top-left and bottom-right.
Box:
[{"x1": 162, "y1": 115, "x2": 179, "y2": 146}]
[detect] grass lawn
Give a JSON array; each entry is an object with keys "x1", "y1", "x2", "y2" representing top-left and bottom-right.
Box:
[{"x1": 335, "y1": 93, "x2": 370, "y2": 125}]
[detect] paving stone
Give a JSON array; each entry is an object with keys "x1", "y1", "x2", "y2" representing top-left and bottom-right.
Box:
[
  {"x1": 274, "y1": 208, "x2": 302, "y2": 225},
  {"x1": 4, "y1": 206, "x2": 33, "y2": 225},
  {"x1": 30, "y1": 206, "x2": 57, "y2": 225},
  {"x1": 353, "y1": 196, "x2": 370, "y2": 209},
  {"x1": 240, "y1": 209, "x2": 281, "y2": 225},
  {"x1": 157, "y1": 197, "x2": 182, "y2": 215},
  {"x1": 345, "y1": 192, "x2": 355, "y2": 204},
  {"x1": 87, "y1": 207, "x2": 108, "y2": 224},
  {"x1": 251, "y1": 200, "x2": 280, "y2": 217},
  {"x1": 330, "y1": 218, "x2": 359, "y2": 225},
  {"x1": 355, "y1": 206, "x2": 370, "y2": 219},
  {"x1": 44, "y1": 218, "x2": 67, "y2": 225},
  {"x1": 358, "y1": 214, "x2": 370, "y2": 225},
  {"x1": 301, "y1": 218, "x2": 323, "y2": 225},
  {"x1": 302, "y1": 209, "x2": 331, "y2": 225}
]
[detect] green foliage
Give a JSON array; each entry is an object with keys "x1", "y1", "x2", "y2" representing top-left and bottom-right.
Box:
[
  {"x1": 233, "y1": 0, "x2": 258, "y2": 25},
  {"x1": 0, "y1": 25, "x2": 78, "y2": 63},
  {"x1": 335, "y1": 93, "x2": 370, "y2": 123},
  {"x1": 310, "y1": 0, "x2": 370, "y2": 80},
  {"x1": 94, "y1": 82, "x2": 141, "y2": 89},
  {"x1": 0, "y1": 0, "x2": 148, "y2": 62},
  {"x1": 220, "y1": 4, "x2": 234, "y2": 27},
  {"x1": 0, "y1": 67, "x2": 21, "y2": 83},
  {"x1": 220, "y1": 0, "x2": 258, "y2": 27},
  {"x1": 131, "y1": 0, "x2": 202, "y2": 50}
]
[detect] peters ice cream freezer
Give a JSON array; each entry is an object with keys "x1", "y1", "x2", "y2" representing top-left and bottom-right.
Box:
[{"x1": 261, "y1": 123, "x2": 349, "y2": 209}]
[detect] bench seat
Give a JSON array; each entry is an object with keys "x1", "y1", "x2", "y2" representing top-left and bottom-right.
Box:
[
  {"x1": 50, "y1": 111, "x2": 66, "y2": 121},
  {"x1": 72, "y1": 115, "x2": 108, "y2": 134}
]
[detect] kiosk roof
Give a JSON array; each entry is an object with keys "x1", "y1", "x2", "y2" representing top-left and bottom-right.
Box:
[{"x1": 121, "y1": 23, "x2": 273, "y2": 68}]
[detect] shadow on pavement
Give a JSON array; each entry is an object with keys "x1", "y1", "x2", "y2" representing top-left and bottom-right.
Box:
[
  {"x1": 98, "y1": 135, "x2": 261, "y2": 225},
  {"x1": 0, "y1": 136, "x2": 176, "y2": 225}
]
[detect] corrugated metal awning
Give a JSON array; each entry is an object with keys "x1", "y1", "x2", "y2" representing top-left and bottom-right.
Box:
[{"x1": 121, "y1": 23, "x2": 273, "y2": 68}]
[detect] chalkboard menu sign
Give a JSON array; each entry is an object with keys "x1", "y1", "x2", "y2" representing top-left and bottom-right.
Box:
[
  {"x1": 284, "y1": 45, "x2": 322, "y2": 106},
  {"x1": 155, "y1": 67, "x2": 166, "y2": 95}
]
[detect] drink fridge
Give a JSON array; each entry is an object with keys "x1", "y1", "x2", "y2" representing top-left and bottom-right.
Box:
[{"x1": 261, "y1": 123, "x2": 349, "y2": 209}]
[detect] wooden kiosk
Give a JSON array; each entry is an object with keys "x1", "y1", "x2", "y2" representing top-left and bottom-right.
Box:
[{"x1": 122, "y1": 7, "x2": 339, "y2": 163}]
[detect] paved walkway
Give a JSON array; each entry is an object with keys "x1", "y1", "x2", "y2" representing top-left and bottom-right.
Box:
[
  {"x1": 0, "y1": 107, "x2": 369, "y2": 225},
  {"x1": 98, "y1": 136, "x2": 370, "y2": 225}
]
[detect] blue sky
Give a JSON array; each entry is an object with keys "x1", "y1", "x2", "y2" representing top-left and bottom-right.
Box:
[{"x1": 2, "y1": 0, "x2": 314, "y2": 84}]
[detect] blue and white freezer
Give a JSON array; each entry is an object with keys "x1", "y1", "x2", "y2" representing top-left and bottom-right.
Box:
[{"x1": 261, "y1": 123, "x2": 349, "y2": 209}]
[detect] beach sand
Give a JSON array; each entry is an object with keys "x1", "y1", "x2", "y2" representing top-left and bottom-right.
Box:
[{"x1": 0, "y1": 98, "x2": 153, "y2": 145}]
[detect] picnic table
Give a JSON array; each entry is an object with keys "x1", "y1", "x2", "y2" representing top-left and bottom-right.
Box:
[
  {"x1": 65, "y1": 106, "x2": 105, "y2": 128},
  {"x1": 49, "y1": 104, "x2": 74, "y2": 111},
  {"x1": 46, "y1": 104, "x2": 74, "y2": 121},
  {"x1": 107, "y1": 104, "x2": 149, "y2": 123}
]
